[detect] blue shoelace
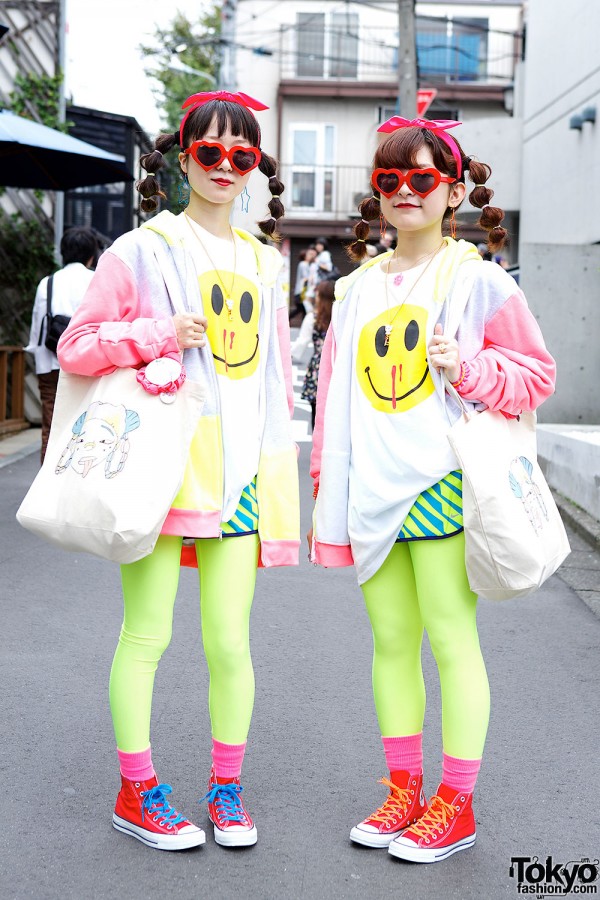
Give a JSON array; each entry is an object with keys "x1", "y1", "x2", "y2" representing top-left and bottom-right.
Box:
[
  {"x1": 140, "y1": 783, "x2": 187, "y2": 828},
  {"x1": 202, "y1": 782, "x2": 246, "y2": 823}
]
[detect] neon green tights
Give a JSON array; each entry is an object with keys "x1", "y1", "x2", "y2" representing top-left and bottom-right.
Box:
[
  {"x1": 361, "y1": 532, "x2": 490, "y2": 759},
  {"x1": 109, "y1": 533, "x2": 259, "y2": 752}
]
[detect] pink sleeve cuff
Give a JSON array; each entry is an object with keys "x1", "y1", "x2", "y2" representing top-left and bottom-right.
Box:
[{"x1": 314, "y1": 541, "x2": 354, "y2": 567}]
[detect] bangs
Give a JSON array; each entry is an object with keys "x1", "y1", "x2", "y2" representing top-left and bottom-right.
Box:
[
  {"x1": 374, "y1": 128, "x2": 458, "y2": 177},
  {"x1": 182, "y1": 101, "x2": 261, "y2": 147}
]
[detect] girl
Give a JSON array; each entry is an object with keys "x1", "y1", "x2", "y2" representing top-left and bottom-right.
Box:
[
  {"x1": 309, "y1": 117, "x2": 555, "y2": 863},
  {"x1": 58, "y1": 91, "x2": 300, "y2": 851},
  {"x1": 301, "y1": 279, "x2": 334, "y2": 430}
]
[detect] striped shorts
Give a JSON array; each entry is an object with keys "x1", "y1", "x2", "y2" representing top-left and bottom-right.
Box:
[
  {"x1": 397, "y1": 470, "x2": 463, "y2": 542},
  {"x1": 220, "y1": 477, "x2": 259, "y2": 537}
]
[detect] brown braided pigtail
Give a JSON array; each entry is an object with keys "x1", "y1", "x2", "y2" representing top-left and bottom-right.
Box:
[
  {"x1": 466, "y1": 158, "x2": 508, "y2": 251},
  {"x1": 256, "y1": 150, "x2": 285, "y2": 241},
  {"x1": 137, "y1": 131, "x2": 179, "y2": 214},
  {"x1": 348, "y1": 194, "x2": 381, "y2": 261}
]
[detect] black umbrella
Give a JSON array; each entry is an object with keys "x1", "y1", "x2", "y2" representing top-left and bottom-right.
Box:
[{"x1": 0, "y1": 109, "x2": 134, "y2": 190}]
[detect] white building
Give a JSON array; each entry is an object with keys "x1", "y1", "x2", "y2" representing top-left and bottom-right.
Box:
[
  {"x1": 231, "y1": 0, "x2": 523, "y2": 273},
  {"x1": 518, "y1": 0, "x2": 600, "y2": 423}
]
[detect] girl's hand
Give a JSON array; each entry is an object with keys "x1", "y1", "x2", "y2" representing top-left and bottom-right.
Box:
[
  {"x1": 306, "y1": 527, "x2": 313, "y2": 557},
  {"x1": 428, "y1": 323, "x2": 461, "y2": 383},
  {"x1": 173, "y1": 313, "x2": 208, "y2": 350}
]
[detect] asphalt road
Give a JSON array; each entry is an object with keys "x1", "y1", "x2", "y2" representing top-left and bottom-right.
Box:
[{"x1": 1, "y1": 378, "x2": 599, "y2": 900}]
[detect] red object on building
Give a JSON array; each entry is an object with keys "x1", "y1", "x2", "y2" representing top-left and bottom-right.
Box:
[{"x1": 417, "y1": 89, "x2": 438, "y2": 117}]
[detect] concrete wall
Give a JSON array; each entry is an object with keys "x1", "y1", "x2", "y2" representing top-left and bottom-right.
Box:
[
  {"x1": 519, "y1": 242, "x2": 600, "y2": 425},
  {"x1": 518, "y1": 0, "x2": 600, "y2": 425},
  {"x1": 538, "y1": 426, "x2": 600, "y2": 521}
]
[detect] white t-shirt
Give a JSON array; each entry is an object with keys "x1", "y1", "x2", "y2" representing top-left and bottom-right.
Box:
[
  {"x1": 182, "y1": 215, "x2": 262, "y2": 521},
  {"x1": 348, "y1": 255, "x2": 459, "y2": 577},
  {"x1": 25, "y1": 262, "x2": 95, "y2": 374}
]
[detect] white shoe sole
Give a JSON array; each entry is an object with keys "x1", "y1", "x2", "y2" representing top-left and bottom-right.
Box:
[
  {"x1": 388, "y1": 832, "x2": 476, "y2": 863},
  {"x1": 350, "y1": 825, "x2": 398, "y2": 848},
  {"x1": 113, "y1": 814, "x2": 206, "y2": 851},
  {"x1": 213, "y1": 823, "x2": 258, "y2": 847}
]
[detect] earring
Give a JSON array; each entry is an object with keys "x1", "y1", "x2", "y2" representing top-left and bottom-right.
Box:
[
  {"x1": 240, "y1": 186, "x2": 251, "y2": 212},
  {"x1": 449, "y1": 207, "x2": 457, "y2": 239},
  {"x1": 178, "y1": 172, "x2": 190, "y2": 207},
  {"x1": 379, "y1": 213, "x2": 388, "y2": 241}
]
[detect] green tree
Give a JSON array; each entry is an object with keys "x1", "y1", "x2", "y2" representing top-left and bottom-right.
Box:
[
  {"x1": 139, "y1": 5, "x2": 221, "y2": 213},
  {"x1": 0, "y1": 210, "x2": 56, "y2": 346},
  {"x1": 9, "y1": 71, "x2": 70, "y2": 132},
  {"x1": 140, "y1": 6, "x2": 221, "y2": 133}
]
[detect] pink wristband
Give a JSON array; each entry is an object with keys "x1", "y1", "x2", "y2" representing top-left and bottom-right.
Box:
[{"x1": 451, "y1": 360, "x2": 471, "y2": 390}]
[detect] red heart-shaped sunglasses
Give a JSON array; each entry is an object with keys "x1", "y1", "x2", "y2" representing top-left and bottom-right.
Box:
[
  {"x1": 184, "y1": 141, "x2": 262, "y2": 175},
  {"x1": 371, "y1": 167, "x2": 456, "y2": 199}
]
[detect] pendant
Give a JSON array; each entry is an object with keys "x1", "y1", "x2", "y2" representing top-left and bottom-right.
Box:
[
  {"x1": 384, "y1": 324, "x2": 393, "y2": 346},
  {"x1": 225, "y1": 297, "x2": 234, "y2": 321}
]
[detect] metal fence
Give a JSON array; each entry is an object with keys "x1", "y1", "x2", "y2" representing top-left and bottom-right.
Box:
[
  {"x1": 279, "y1": 163, "x2": 372, "y2": 220},
  {"x1": 279, "y1": 21, "x2": 519, "y2": 85}
]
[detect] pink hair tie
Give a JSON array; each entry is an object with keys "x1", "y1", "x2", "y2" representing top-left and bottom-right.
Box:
[
  {"x1": 451, "y1": 361, "x2": 471, "y2": 390},
  {"x1": 137, "y1": 358, "x2": 186, "y2": 405},
  {"x1": 378, "y1": 116, "x2": 464, "y2": 178}
]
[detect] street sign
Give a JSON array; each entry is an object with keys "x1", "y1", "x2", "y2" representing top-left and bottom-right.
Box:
[{"x1": 417, "y1": 89, "x2": 438, "y2": 117}]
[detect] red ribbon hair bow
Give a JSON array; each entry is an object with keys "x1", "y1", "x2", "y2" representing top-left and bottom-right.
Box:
[
  {"x1": 180, "y1": 91, "x2": 269, "y2": 146},
  {"x1": 377, "y1": 116, "x2": 463, "y2": 177}
]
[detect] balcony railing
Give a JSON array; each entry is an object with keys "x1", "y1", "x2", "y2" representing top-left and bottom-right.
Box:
[
  {"x1": 280, "y1": 163, "x2": 372, "y2": 221},
  {"x1": 279, "y1": 23, "x2": 519, "y2": 85}
]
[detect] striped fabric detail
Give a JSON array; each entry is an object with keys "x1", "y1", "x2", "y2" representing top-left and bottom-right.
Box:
[
  {"x1": 221, "y1": 477, "x2": 259, "y2": 536},
  {"x1": 397, "y1": 470, "x2": 463, "y2": 542}
]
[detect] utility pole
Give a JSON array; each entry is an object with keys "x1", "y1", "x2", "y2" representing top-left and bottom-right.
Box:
[
  {"x1": 219, "y1": 0, "x2": 237, "y2": 89},
  {"x1": 397, "y1": 0, "x2": 417, "y2": 117}
]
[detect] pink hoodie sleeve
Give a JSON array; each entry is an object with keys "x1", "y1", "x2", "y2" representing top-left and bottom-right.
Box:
[
  {"x1": 276, "y1": 306, "x2": 294, "y2": 418},
  {"x1": 456, "y1": 290, "x2": 556, "y2": 415},
  {"x1": 309, "y1": 325, "x2": 335, "y2": 487},
  {"x1": 57, "y1": 252, "x2": 180, "y2": 377}
]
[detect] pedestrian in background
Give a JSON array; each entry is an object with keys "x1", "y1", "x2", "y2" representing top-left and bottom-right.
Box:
[
  {"x1": 25, "y1": 226, "x2": 99, "y2": 463},
  {"x1": 289, "y1": 246, "x2": 316, "y2": 324},
  {"x1": 301, "y1": 279, "x2": 334, "y2": 430},
  {"x1": 58, "y1": 91, "x2": 299, "y2": 852},
  {"x1": 376, "y1": 229, "x2": 396, "y2": 254},
  {"x1": 309, "y1": 117, "x2": 555, "y2": 863}
]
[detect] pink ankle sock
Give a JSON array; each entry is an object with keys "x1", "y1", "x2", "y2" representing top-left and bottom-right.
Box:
[
  {"x1": 382, "y1": 733, "x2": 423, "y2": 775},
  {"x1": 211, "y1": 739, "x2": 246, "y2": 780},
  {"x1": 442, "y1": 752, "x2": 481, "y2": 794},
  {"x1": 117, "y1": 746, "x2": 155, "y2": 782}
]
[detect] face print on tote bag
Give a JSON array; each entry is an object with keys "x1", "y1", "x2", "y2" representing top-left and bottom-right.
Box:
[{"x1": 56, "y1": 401, "x2": 141, "y2": 479}]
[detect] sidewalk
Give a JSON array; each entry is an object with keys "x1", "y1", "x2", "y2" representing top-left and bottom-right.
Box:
[{"x1": 0, "y1": 427, "x2": 41, "y2": 468}]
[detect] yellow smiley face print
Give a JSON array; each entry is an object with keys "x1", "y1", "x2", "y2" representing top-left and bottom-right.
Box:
[
  {"x1": 199, "y1": 271, "x2": 260, "y2": 379},
  {"x1": 356, "y1": 303, "x2": 435, "y2": 413}
]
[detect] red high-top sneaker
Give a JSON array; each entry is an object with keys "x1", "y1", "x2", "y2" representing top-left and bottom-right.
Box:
[
  {"x1": 388, "y1": 782, "x2": 476, "y2": 862},
  {"x1": 350, "y1": 771, "x2": 428, "y2": 848},
  {"x1": 203, "y1": 767, "x2": 257, "y2": 847},
  {"x1": 113, "y1": 775, "x2": 205, "y2": 851}
]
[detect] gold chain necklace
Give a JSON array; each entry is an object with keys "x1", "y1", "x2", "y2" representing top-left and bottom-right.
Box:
[
  {"x1": 383, "y1": 240, "x2": 445, "y2": 345},
  {"x1": 184, "y1": 213, "x2": 238, "y2": 320}
]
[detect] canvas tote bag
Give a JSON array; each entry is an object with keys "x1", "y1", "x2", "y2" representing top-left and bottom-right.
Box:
[
  {"x1": 17, "y1": 364, "x2": 205, "y2": 564},
  {"x1": 444, "y1": 377, "x2": 570, "y2": 600}
]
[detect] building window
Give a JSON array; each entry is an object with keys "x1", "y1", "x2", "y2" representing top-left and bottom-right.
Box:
[
  {"x1": 296, "y1": 11, "x2": 358, "y2": 78},
  {"x1": 297, "y1": 12, "x2": 325, "y2": 77},
  {"x1": 417, "y1": 17, "x2": 488, "y2": 82},
  {"x1": 330, "y1": 12, "x2": 359, "y2": 78},
  {"x1": 290, "y1": 124, "x2": 336, "y2": 211}
]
